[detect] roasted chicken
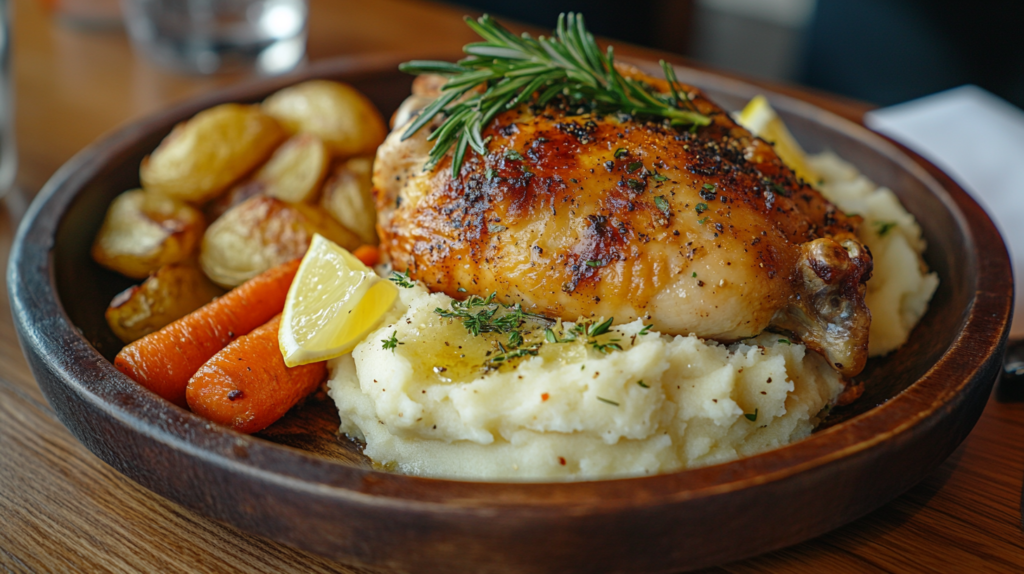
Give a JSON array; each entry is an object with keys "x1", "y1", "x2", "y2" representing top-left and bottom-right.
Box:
[{"x1": 374, "y1": 68, "x2": 873, "y2": 377}]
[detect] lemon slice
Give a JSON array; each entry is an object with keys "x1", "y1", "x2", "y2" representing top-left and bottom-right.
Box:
[
  {"x1": 737, "y1": 95, "x2": 820, "y2": 185},
  {"x1": 279, "y1": 234, "x2": 398, "y2": 367}
]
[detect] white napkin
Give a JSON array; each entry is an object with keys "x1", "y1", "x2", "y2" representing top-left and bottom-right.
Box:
[{"x1": 864, "y1": 85, "x2": 1024, "y2": 335}]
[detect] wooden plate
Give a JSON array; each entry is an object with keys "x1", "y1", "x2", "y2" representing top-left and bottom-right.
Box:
[{"x1": 8, "y1": 54, "x2": 1012, "y2": 573}]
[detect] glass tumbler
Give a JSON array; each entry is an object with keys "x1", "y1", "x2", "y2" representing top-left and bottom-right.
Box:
[
  {"x1": 120, "y1": 0, "x2": 308, "y2": 75},
  {"x1": 0, "y1": 0, "x2": 15, "y2": 199}
]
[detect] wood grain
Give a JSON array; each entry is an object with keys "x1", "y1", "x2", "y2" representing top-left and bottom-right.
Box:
[{"x1": 2, "y1": 0, "x2": 1023, "y2": 572}]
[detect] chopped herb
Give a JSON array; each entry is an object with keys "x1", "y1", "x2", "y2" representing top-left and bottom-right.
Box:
[
  {"x1": 744, "y1": 408, "x2": 758, "y2": 422},
  {"x1": 381, "y1": 331, "x2": 403, "y2": 352},
  {"x1": 627, "y1": 178, "x2": 644, "y2": 191},
  {"x1": 488, "y1": 223, "x2": 507, "y2": 233},
  {"x1": 651, "y1": 172, "x2": 669, "y2": 182},
  {"x1": 702, "y1": 183, "x2": 716, "y2": 191},
  {"x1": 597, "y1": 396, "x2": 620, "y2": 406},
  {"x1": 489, "y1": 343, "x2": 542, "y2": 364},
  {"x1": 639, "y1": 324, "x2": 654, "y2": 336},
  {"x1": 654, "y1": 195, "x2": 671, "y2": 217},
  {"x1": 505, "y1": 149, "x2": 524, "y2": 161},
  {"x1": 778, "y1": 338, "x2": 791, "y2": 345},
  {"x1": 637, "y1": 380, "x2": 649, "y2": 388},
  {"x1": 389, "y1": 270, "x2": 416, "y2": 288},
  {"x1": 585, "y1": 259, "x2": 603, "y2": 267},
  {"x1": 875, "y1": 221, "x2": 897, "y2": 237},
  {"x1": 545, "y1": 328, "x2": 559, "y2": 343},
  {"x1": 771, "y1": 182, "x2": 790, "y2": 197},
  {"x1": 695, "y1": 202, "x2": 709, "y2": 214},
  {"x1": 627, "y1": 161, "x2": 643, "y2": 173},
  {"x1": 587, "y1": 317, "x2": 614, "y2": 337},
  {"x1": 485, "y1": 167, "x2": 497, "y2": 179},
  {"x1": 457, "y1": 287, "x2": 467, "y2": 292},
  {"x1": 614, "y1": 147, "x2": 629, "y2": 159},
  {"x1": 508, "y1": 330, "x2": 524, "y2": 348},
  {"x1": 435, "y1": 292, "x2": 546, "y2": 338},
  {"x1": 697, "y1": 217, "x2": 708, "y2": 225},
  {"x1": 590, "y1": 339, "x2": 622, "y2": 354},
  {"x1": 692, "y1": 272, "x2": 697, "y2": 278}
]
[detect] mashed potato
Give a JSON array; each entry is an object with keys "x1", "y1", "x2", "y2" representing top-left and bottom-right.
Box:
[
  {"x1": 329, "y1": 283, "x2": 843, "y2": 479},
  {"x1": 326, "y1": 152, "x2": 936, "y2": 480},
  {"x1": 810, "y1": 152, "x2": 939, "y2": 356}
]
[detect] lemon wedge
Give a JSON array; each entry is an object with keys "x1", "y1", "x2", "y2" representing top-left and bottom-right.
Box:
[
  {"x1": 279, "y1": 234, "x2": 398, "y2": 367},
  {"x1": 737, "y1": 95, "x2": 820, "y2": 185}
]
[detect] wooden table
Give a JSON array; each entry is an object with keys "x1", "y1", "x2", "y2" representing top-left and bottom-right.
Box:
[{"x1": 2, "y1": 0, "x2": 1022, "y2": 571}]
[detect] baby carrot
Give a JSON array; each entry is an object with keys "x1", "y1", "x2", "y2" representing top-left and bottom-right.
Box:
[
  {"x1": 185, "y1": 315, "x2": 327, "y2": 434},
  {"x1": 114, "y1": 258, "x2": 300, "y2": 407},
  {"x1": 352, "y1": 244, "x2": 380, "y2": 267}
]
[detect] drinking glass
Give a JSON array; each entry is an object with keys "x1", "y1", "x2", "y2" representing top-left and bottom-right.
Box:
[
  {"x1": 0, "y1": 0, "x2": 16, "y2": 199},
  {"x1": 120, "y1": 0, "x2": 308, "y2": 75}
]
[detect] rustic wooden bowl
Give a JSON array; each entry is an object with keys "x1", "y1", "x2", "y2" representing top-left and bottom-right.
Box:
[{"x1": 8, "y1": 54, "x2": 1013, "y2": 573}]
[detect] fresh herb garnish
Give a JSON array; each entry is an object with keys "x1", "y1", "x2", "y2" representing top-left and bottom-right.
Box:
[
  {"x1": 488, "y1": 223, "x2": 507, "y2": 233},
  {"x1": 398, "y1": 13, "x2": 711, "y2": 175},
  {"x1": 614, "y1": 147, "x2": 629, "y2": 159},
  {"x1": 697, "y1": 217, "x2": 708, "y2": 225},
  {"x1": 778, "y1": 338, "x2": 791, "y2": 345},
  {"x1": 692, "y1": 271, "x2": 697, "y2": 278},
  {"x1": 435, "y1": 292, "x2": 545, "y2": 339},
  {"x1": 485, "y1": 167, "x2": 497, "y2": 179},
  {"x1": 654, "y1": 195, "x2": 670, "y2": 217},
  {"x1": 651, "y1": 172, "x2": 668, "y2": 182},
  {"x1": 585, "y1": 259, "x2": 603, "y2": 267},
  {"x1": 702, "y1": 183, "x2": 716, "y2": 191},
  {"x1": 504, "y1": 149, "x2": 524, "y2": 161},
  {"x1": 627, "y1": 179, "x2": 644, "y2": 191},
  {"x1": 639, "y1": 324, "x2": 654, "y2": 336},
  {"x1": 597, "y1": 396, "x2": 620, "y2": 406},
  {"x1": 627, "y1": 161, "x2": 643, "y2": 173},
  {"x1": 587, "y1": 317, "x2": 614, "y2": 337},
  {"x1": 382, "y1": 331, "x2": 403, "y2": 352},
  {"x1": 695, "y1": 202, "x2": 708, "y2": 214},
  {"x1": 875, "y1": 221, "x2": 897, "y2": 237},
  {"x1": 637, "y1": 380, "x2": 649, "y2": 388},
  {"x1": 745, "y1": 408, "x2": 758, "y2": 422},
  {"x1": 389, "y1": 270, "x2": 416, "y2": 288}
]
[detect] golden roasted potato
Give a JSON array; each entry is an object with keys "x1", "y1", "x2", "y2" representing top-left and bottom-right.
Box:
[
  {"x1": 320, "y1": 157, "x2": 377, "y2": 245},
  {"x1": 91, "y1": 189, "x2": 206, "y2": 279},
  {"x1": 200, "y1": 195, "x2": 361, "y2": 287},
  {"x1": 204, "y1": 179, "x2": 265, "y2": 221},
  {"x1": 251, "y1": 133, "x2": 330, "y2": 203},
  {"x1": 140, "y1": 103, "x2": 286, "y2": 204},
  {"x1": 105, "y1": 262, "x2": 225, "y2": 343},
  {"x1": 262, "y1": 80, "x2": 387, "y2": 158}
]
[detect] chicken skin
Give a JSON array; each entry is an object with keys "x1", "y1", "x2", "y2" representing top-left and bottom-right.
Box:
[{"x1": 374, "y1": 68, "x2": 873, "y2": 377}]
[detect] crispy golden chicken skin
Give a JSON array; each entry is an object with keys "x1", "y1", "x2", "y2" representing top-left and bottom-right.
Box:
[{"x1": 374, "y1": 68, "x2": 872, "y2": 377}]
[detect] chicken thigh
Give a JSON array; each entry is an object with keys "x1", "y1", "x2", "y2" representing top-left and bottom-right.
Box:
[{"x1": 374, "y1": 68, "x2": 873, "y2": 377}]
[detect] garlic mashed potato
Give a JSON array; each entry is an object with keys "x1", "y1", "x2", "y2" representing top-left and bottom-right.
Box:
[{"x1": 326, "y1": 152, "x2": 937, "y2": 480}]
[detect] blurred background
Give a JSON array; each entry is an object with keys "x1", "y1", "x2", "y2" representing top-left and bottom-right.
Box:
[{"x1": 446, "y1": 0, "x2": 1024, "y2": 110}]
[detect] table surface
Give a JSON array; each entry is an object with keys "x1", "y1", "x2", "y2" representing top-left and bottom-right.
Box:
[{"x1": 2, "y1": 0, "x2": 1023, "y2": 572}]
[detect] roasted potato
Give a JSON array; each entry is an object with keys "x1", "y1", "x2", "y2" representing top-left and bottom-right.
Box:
[
  {"x1": 204, "y1": 179, "x2": 265, "y2": 221},
  {"x1": 200, "y1": 195, "x2": 361, "y2": 287},
  {"x1": 320, "y1": 157, "x2": 377, "y2": 245},
  {"x1": 105, "y1": 262, "x2": 225, "y2": 343},
  {"x1": 251, "y1": 133, "x2": 330, "y2": 203},
  {"x1": 140, "y1": 103, "x2": 286, "y2": 204},
  {"x1": 91, "y1": 189, "x2": 206, "y2": 279},
  {"x1": 262, "y1": 80, "x2": 387, "y2": 158}
]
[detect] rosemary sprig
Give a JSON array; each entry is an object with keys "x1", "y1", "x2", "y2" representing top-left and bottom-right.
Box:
[{"x1": 399, "y1": 12, "x2": 712, "y2": 176}]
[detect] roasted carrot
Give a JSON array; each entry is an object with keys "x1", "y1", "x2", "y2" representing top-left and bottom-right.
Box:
[
  {"x1": 114, "y1": 259, "x2": 301, "y2": 407},
  {"x1": 352, "y1": 244, "x2": 380, "y2": 267},
  {"x1": 185, "y1": 315, "x2": 327, "y2": 434}
]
